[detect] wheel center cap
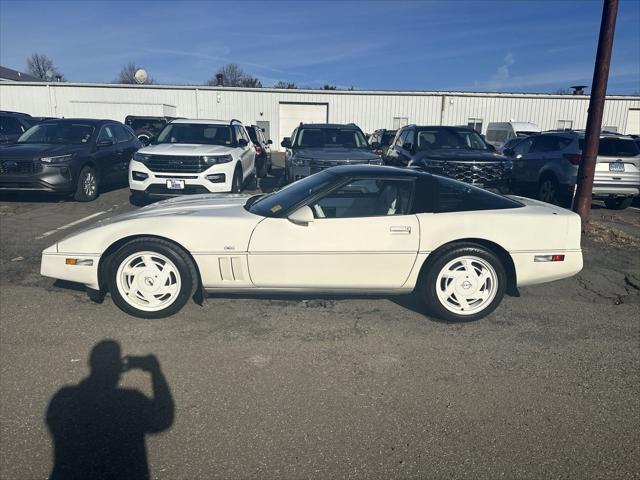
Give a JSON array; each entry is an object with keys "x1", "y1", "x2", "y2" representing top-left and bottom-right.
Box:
[
  {"x1": 144, "y1": 276, "x2": 155, "y2": 287},
  {"x1": 461, "y1": 280, "x2": 473, "y2": 290}
]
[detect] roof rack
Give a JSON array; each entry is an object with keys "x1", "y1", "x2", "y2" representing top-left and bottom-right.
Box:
[{"x1": 230, "y1": 119, "x2": 242, "y2": 125}]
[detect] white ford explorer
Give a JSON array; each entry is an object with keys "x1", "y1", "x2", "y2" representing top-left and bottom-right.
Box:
[{"x1": 129, "y1": 119, "x2": 256, "y2": 202}]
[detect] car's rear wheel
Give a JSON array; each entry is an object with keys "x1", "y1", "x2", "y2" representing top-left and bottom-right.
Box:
[
  {"x1": 231, "y1": 166, "x2": 243, "y2": 193},
  {"x1": 421, "y1": 244, "x2": 506, "y2": 322},
  {"x1": 538, "y1": 176, "x2": 571, "y2": 208},
  {"x1": 74, "y1": 166, "x2": 98, "y2": 202},
  {"x1": 604, "y1": 197, "x2": 633, "y2": 210},
  {"x1": 107, "y1": 238, "x2": 196, "y2": 319}
]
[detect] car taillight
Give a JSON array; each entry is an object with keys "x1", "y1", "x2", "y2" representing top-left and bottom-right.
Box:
[
  {"x1": 564, "y1": 153, "x2": 582, "y2": 165},
  {"x1": 254, "y1": 144, "x2": 263, "y2": 154}
]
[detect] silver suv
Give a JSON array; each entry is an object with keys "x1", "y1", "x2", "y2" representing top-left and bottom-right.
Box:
[{"x1": 504, "y1": 131, "x2": 640, "y2": 209}]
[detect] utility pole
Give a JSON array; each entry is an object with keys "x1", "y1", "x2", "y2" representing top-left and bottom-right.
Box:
[{"x1": 573, "y1": 0, "x2": 619, "y2": 224}]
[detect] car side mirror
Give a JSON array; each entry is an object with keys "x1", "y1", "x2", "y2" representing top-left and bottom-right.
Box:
[
  {"x1": 502, "y1": 148, "x2": 514, "y2": 156},
  {"x1": 288, "y1": 206, "x2": 314, "y2": 225},
  {"x1": 238, "y1": 138, "x2": 248, "y2": 148},
  {"x1": 370, "y1": 141, "x2": 381, "y2": 149},
  {"x1": 402, "y1": 142, "x2": 413, "y2": 151},
  {"x1": 267, "y1": 139, "x2": 273, "y2": 144},
  {"x1": 97, "y1": 139, "x2": 114, "y2": 147},
  {"x1": 488, "y1": 144, "x2": 497, "y2": 152},
  {"x1": 281, "y1": 137, "x2": 292, "y2": 149}
]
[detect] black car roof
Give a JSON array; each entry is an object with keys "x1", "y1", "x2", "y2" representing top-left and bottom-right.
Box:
[
  {"x1": 325, "y1": 164, "x2": 427, "y2": 178},
  {"x1": 298, "y1": 123, "x2": 362, "y2": 130},
  {"x1": 39, "y1": 118, "x2": 115, "y2": 125}
]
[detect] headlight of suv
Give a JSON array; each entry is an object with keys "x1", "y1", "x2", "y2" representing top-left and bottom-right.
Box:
[
  {"x1": 292, "y1": 156, "x2": 309, "y2": 166},
  {"x1": 203, "y1": 155, "x2": 233, "y2": 165},
  {"x1": 40, "y1": 154, "x2": 74, "y2": 164},
  {"x1": 133, "y1": 152, "x2": 151, "y2": 163}
]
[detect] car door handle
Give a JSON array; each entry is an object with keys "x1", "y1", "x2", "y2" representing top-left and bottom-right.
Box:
[{"x1": 390, "y1": 226, "x2": 411, "y2": 234}]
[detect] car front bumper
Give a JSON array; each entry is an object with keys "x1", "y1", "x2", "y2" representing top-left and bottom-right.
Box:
[
  {"x1": 0, "y1": 164, "x2": 76, "y2": 193},
  {"x1": 41, "y1": 244, "x2": 101, "y2": 290},
  {"x1": 129, "y1": 159, "x2": 236, "y2": 196}
]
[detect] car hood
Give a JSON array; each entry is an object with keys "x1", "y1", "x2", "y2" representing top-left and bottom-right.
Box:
[
  {"x1": 54, "y1": 193, "x2": 262, "y2": 254},
  {"x1": 413, "y1": 149, "x2": 509, "y2": 163},
  {"x1": 139, "y1": 143, "x2": 234, "y2": 156},
  {"x1": 293, "y1": 147, "x2": 379, "y2": 162},
  {"x1": 0, "y1": 143, "x2": 88, "y2": 159}
]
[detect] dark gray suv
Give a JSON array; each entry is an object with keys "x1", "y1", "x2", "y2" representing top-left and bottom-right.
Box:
[{"x1": 504, "y1": 131, "x2": 640, "y2": 209}]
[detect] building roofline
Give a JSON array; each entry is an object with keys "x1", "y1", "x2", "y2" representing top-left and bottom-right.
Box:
[{"x1": 2, "y1": 81, "x2": 639, "y2": 100}]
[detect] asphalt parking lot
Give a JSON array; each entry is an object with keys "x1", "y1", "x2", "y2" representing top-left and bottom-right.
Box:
[{"x1": 1, "y1": 154, "x2": 639, "y2": 479}]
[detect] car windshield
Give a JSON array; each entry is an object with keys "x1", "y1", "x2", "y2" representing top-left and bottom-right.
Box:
[
  {"x1": 246, "y1": 128, "x2": 259, "y2": 143},
  {"x1": 578, "y1": 138, "x2": 640, "y2": 157},
  {"x1": 417, "y1": 128, "x2": 491, "y2": 151},
  {"x1": 247, "y1": 171, "x2": 336, "y2": 217},
  {"x1": 381, "y1": 131, "x2": 396, "y2": 145},
  {"x1": 294, "y1": 128, "x2": 369, "y2": 148},
  {"x1": 17, "y1": 122, "x2": 95, "y2": 145},
  {"x1": 156, "y1": 123, "x2": 234, "y2": 146}
]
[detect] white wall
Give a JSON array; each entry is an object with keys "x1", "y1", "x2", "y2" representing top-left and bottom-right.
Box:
[{"x1": 1, "y1": 82, "x2": 639, "y2": 149}]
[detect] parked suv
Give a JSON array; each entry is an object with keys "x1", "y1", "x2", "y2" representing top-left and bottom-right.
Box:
[
  {"x1": 246, "y1": 125, "x2": 272, "y2": 178},
  {"x1": 504, "y1": 131, "x2": 640, "y2": 209},
  {"x1": 369, "y1": 128, "x2": 397, "y2": 156},
  {"x1": 0, "y1": 118, "x2": 141, "y2": 201},
  {"x1": 125, "y1": 115, "x2": 181, "y2": 146},
  {"x1": 385, "y1": 125, "x2": 512, "y2": 193},
  {"x1": 281, "y1": 123, "x2": 381, "y2": 182},
  {"x1": 129, "y1": 119, "x2": 256, "y2": 201},
  {"x1": 0, "y1": 111, "x2": 36, "y2": 144}
]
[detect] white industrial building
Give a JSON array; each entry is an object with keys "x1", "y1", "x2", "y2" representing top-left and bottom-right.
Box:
[{"x1": 1, "y1": 81, "x2": 639, "y2": 151}]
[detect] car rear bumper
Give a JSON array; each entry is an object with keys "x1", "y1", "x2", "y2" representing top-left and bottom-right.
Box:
[{"x1": 512, "y1": 250, "x2": 583, "y2": 287}]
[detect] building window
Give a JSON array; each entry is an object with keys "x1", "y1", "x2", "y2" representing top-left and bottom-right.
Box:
[
  {"x1": 467, "y1": 118, "x2": 483, "y2": 133},
  {"x1": 603, "y1": 125, "x2": 618, "y2": 132},
  {"x1": 393, "y1": 117, "x2": 408, "y2": 129},
  {"x1": 557, "y1": 120, "x2": 573, "y2": 130}
]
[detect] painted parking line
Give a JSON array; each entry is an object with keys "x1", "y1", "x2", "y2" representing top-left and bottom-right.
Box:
[
  {"x1": 629, "y1": 206, "x2": 640, "y2": 211},
  {"x1": 35, "y1": 211, "x2": 107, "y2": 240}
]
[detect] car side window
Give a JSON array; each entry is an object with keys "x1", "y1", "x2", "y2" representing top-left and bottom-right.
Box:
[
  {"x1": 434, "y1": 176, "x2": 522, "y2": 213},
  {"x1": 513, "y1": 137, "x2": 534, "y2": 155},
  {"x1": 404, "y1": 129, "x2": 415, "y2": 148},
  {"x1": 532, "y1": 135, "x2": 561, "y2": 153},
  {"x1": 0, "y1": 116, "x2": 27, "y2": 135},
  {"x1": 97, "y1": 126, "x2": 115, "y2": 143},
  {"x1": 395, "y1": 130, "x2": 408, "y2": 149},
  {"x1": 112, "y1": 124, "x2": 131, "y2": 143},
  {"x1": 309, "y1": 178, "x2": 414, "y2": 218}
]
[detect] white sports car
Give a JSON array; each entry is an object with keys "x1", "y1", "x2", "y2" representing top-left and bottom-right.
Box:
[{"x1": 41, "y1": 165, "x2": 583, "y2": 321}]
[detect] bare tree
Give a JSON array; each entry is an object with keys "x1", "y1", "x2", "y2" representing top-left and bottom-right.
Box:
[
  {"x1": 273, "y1": 81, "x2": 298, "y2": 89},
  {"x1": 207, "y1": 63, "x2": 262, "y2": 87},
  {"x1": 26, "y1": 53, "x2": 65, "y2": 81},
  {"x1": 114, "y1": 62, "x2": 156, "y2": 84},
  {"x1": 322, "y1": 84, "x2": 337, "y2": 90}
]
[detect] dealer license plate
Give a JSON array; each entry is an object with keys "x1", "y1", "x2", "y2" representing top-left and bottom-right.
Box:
[
  {"x1": 609, "y1": 162, "x2": 625, "y2": 172},
  {"x1": 166, "y1": 179, "x2": 185, "y2": 190}
]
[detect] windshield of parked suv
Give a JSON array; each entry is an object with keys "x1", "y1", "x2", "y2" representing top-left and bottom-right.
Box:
[
  {"x1": 578, "y1": 138, "x2": 640, "y2": 157},
  {"x1": 156, "y1": 123, "x2": 234, "y2": 146},
  {"x1": 17, "y1": 122, "x2": 95, "y2": 144},
  {"x1": 417, "y1": 128, "x2": 491, "y2": 151},
  {"x1": 247, "y1": 171, "x2": 336, "y2": 217},
  {"x1": 294, "y1": 128, "x2": 369, "y2": 148},
  {"x1": 381, "y1": 131, "x2": 396, "y2": 145}
]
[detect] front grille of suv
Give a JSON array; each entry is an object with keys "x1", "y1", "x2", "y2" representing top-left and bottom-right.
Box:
[
  {"x1": 145, "y1": 155, "x2": 207, "y2": 173},
  {"x1": 0, "y1": 159, "x2": 43, "y2": 175},
  {"x1": 440, "y1": 161, "x2": 507, "y2": 185},
  {"x1": 308, "y1": 159, "x2": 370, "y2": 174}
]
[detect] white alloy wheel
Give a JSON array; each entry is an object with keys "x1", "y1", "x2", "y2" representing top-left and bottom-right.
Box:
[
  {"x1": 435, "y1": 255, "x2": 498, "y2": 316},
  {"x1": 115, "y1": 251, "x2": 182, "y2": 312}
]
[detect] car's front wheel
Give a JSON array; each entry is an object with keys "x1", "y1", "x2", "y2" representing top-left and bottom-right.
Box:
[
  {"x1": 231, "y1": 166, "x2": 243, "y2": 193},
  {"x1": 74, "y1": 166, "x2": 98, "y2": 202},
  {"x1": 107, "y1": 238, "x2": 197, "y2": 318},
  {"x1": 604, "y1": 197, "x2": 633, "y2": 210},
  {"x1": 421, "y1": 244, "x2": 506, "y2": 322}
]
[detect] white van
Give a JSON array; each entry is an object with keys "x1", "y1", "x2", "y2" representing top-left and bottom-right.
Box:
[{"x1": 485, "y1": 122, "x2": 540, "y2": 150}]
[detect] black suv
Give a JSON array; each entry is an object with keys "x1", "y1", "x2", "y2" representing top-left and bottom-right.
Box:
[
  {"x1": 0, "y1": 111, "x2": 37, "y2": 144},
  {"x1": 246, "y1": 125, "x2": 273, "y2": 178},
  {"x1": 0, "y1": 119, "x2": 141, "y2": 201},
  {"x1": 124, "y1": 115, "x2": 180, "y2": 146},
  {"x1": 281, "y1": 123, "x2": 381, "y2": 182},
  {"x1": 385, "y1": 125, "x2": 512, "y2": 193}
]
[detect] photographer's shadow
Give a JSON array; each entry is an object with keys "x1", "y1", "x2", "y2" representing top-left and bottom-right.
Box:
[{"x1": 46, "y1": 340, "x2": 174, "y2": 480}]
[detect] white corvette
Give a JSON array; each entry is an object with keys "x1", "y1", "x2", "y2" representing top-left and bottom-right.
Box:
[{"x1": 41, "y1": 166, "x2": 583, "y2": 321}]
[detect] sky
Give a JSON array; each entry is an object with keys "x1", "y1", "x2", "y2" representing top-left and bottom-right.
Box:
[{"x1": 0, "y1": 0, "x2": 639, "y2": 94}]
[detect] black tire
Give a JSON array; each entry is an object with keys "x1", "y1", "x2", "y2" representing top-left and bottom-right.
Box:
[
  {"x1": 107, "y1": 238, "x2": 197, "y2": 319},
  {"x1": 257, "y1": 155, "x2": 268, "y2": 178},
  {"x1": 130, "y1": 191, "x2": 148, "y2": 207},
  {"x1": 246, "y1": 172, "x2": 258, "y2": 190},
  {"x1": 231, "y1": 166, "x2": 243, "y2": 193},
  {"x1": 74, "y1": 166, "x2": 99, "y2": 202},
  {"x1": 420, "y1": 243, "x2": 507, "y2": 322},
  {"x1": 604, "y1": 197, "x2": 633, "y2": 210},
  {"x1": 267, "y1": 156, "x2": 273, "y2": 175},
  {"x1": 538, "y1": 176, "x2": 571, "y2": 208}
]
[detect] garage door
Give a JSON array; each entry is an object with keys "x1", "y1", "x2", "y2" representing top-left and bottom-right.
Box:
[
  {"x1": 278, "y1": 103, "x2": 328, "y2": 150},
  {"x1": 626, "y1": 109, "x2": 640, "y2": 135}
]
